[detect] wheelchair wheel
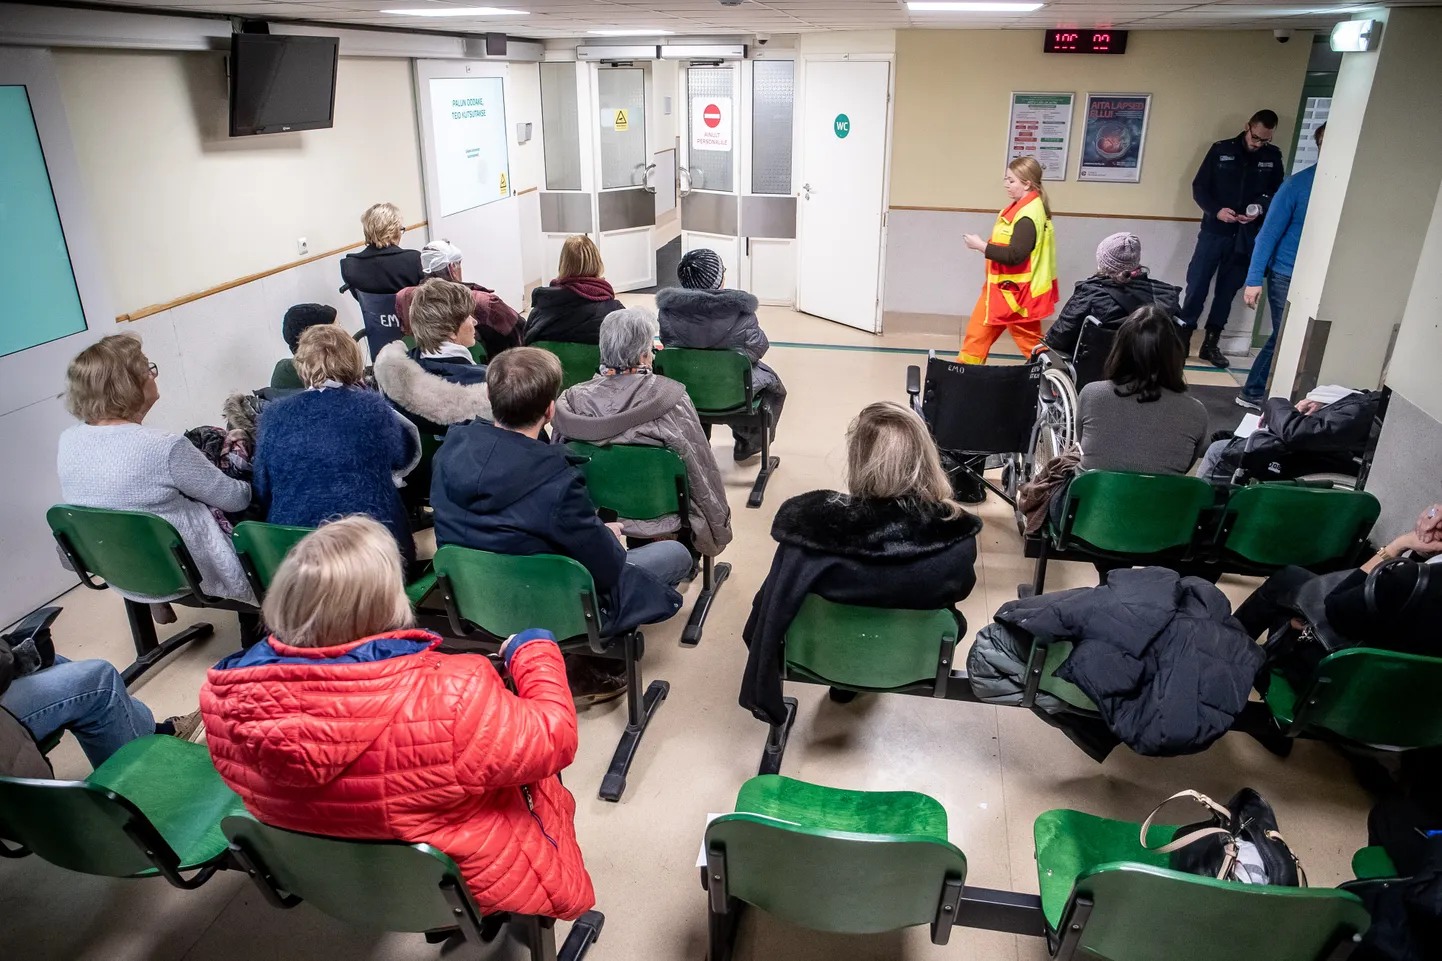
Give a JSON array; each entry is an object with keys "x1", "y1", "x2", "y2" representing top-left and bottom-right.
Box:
[{"x1": 1035, "y1": 366, "x2": 1078, "y2": 464}]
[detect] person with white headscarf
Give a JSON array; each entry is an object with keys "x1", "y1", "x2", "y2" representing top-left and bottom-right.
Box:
[{"x1": 395, "y1": 238, "x2": 524, "y2": 361}]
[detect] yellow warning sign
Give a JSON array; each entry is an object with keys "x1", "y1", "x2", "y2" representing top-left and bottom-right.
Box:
[
  {"x1": 499, "y1": 172, "x2": 508, "y2": 195},
  {"x1": 614, "y1": 109, "x2": 629, "y2": 132}
]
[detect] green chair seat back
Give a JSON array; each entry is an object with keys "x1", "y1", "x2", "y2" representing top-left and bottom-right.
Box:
[
  {"x1": 232, "y1": 521, "x2": 313, "y2": 591},
  {"x1": 707, "y1": 775, "x2": 966, "y2": 935},
  {"x1": 1036, "y1": 641, "x2": 1098, "y2": 711},
  {"x1": 568, "y1": 442, "x2": 686, "y2": 521},
  {"x1": 1288, "y1": 648, "x2": 1442, "y2": 748},
  {"x1": 533, "y1": 341, "x2": 601, "y2": 390},
  {"x1": 433, "y1": 545, "x2": 594, "y2": 640},
  {"x1": 783, "y1": 595, "x2": 958, "y2": 692},
  {"x1": 1220, "y1": 484, "x2": 1379, "y2": 568},
  {"x1": 47, "y1": 505, "x2": 192, "y2": 597},
  {"x1": 1062, "y1": 471, "x2": 1215, "y2": 555},
  {"x1": 1351, "y1": 846, "x2": 1398, "y2": 880},
  {"x1": 222, "y1": 816, "x2": 473, "y2": 933},
  {"x1": 653, "y1": 348, "x2": 752, "y2": 414}
]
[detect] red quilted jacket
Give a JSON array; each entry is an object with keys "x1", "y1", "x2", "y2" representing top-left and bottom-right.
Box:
[{"x1": 200, "y1": 629, "x2": 594, "y2": 920}]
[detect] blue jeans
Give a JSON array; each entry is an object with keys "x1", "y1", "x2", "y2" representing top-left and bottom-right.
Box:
[
  {"x1": 624, "y1": 539, "x2": 694, "y2": 587},
  {"x1": 0, "y1": 656, "x2": 155, "y2": 767},
  {"x1": 1178, "y1": 230, "x2": 1249, "y2": 332},
  {"x1": 1242, "y1": 271, "x2": 1291, "y2": 402}
]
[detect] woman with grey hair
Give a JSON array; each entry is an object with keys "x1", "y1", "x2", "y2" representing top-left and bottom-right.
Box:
[{"x1": 553, "y1": 307, "x2": 732, "y2": 558}]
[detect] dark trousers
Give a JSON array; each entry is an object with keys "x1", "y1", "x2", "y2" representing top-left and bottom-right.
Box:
[
  {"x1": 1241, "y1": 270, "x2": 1291, "y2": 402},
  {"x1": 1178, "y1": 230, "x2": 1248, "y2": 332}
]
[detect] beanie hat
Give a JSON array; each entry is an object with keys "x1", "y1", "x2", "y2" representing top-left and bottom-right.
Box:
[
  {"x1": 677, "y1": 248, "x2": 724, "y2": 290},
  {"x1": 421, "y1": 239, "x2": 464, "y2": 276},
  {"x1": 282, "y1": 303, "x2": 338, "y2": 354},
  {"x1": 1096, "y1": 232, "x2": 1142, "y2": 277}
]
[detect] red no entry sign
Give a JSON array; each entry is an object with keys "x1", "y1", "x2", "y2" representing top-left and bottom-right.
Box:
[{"x1": 703, "y1": 103, "x2": 722, "y2": 128}]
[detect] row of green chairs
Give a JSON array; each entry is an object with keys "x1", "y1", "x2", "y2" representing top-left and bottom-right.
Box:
[
  {"x1": 1027, "y1": 471, "x2": 1381, "y2": 593},
  {"x1": 232, "y1": 520, "x2": 438, "y2": 609},
  {"x1": 702, "y1": 774, "x2": 1369, "y2": 961}
]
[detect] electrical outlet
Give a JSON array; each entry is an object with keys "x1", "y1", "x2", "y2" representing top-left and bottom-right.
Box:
[{"x1": 297, "y1": 237, "x2": 309, "y2": 256}]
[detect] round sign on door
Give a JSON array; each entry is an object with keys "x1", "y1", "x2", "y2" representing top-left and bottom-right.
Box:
[
  {"x1": 834, "y1": 114, "x2": 851, "y2": 139},
  {"x1": 690, "y1": 96, "x2": 732, "y2": 152}
]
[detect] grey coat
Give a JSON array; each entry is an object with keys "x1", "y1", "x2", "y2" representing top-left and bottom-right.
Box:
[
  {"x1": 965, "y1": 621, "x2": 1072, "y2": 715},
  {"x1": 656, "y1": 287, "x2": 781, "y2": 394},
  {"x1": 552, "y1": 372, "x2": 733, "y2": 557}
]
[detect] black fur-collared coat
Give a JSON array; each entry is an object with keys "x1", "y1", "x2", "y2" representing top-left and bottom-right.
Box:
[{"x1": 741, "y1": 490, "x2": 981, "y2": 724}]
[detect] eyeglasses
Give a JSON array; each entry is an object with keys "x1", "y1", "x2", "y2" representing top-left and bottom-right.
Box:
[
  {"x1": 147, "y1": 362, "x2": 159, "y2": 378},
  {"x1": 1246, "y1": 128, "x2": 1273, "y2": 145}
]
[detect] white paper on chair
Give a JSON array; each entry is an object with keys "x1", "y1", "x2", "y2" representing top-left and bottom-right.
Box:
[
  {"x1": 1234, "y1": 413, "x2": 1262, "y2": 438},
  {"x1": 697, "y1": 813, "x2": 727, "y2": 867}
]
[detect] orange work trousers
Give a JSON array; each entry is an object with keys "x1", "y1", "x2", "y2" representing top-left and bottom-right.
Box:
[{"x1": 958, "y1": 291, "x2": 1044, "y2": 364}]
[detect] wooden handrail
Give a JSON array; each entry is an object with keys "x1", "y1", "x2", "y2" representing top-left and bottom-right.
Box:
[
  {"x1": 116, "y1": 221, "x2": 429, "y2": 323},
  {"x1": 889, "y1": 205, "x2": 1200, "y2": 223}
]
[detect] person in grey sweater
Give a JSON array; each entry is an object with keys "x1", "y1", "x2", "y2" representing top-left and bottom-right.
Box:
[
  {"x1": 56, "y1": 334, "x2": 255, "y2": 605},
  {"x1": 1075, "y1": 305, "x2": 1208, "y2": 474}
]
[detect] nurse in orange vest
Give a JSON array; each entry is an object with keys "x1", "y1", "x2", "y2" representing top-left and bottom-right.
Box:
[{"x1": 959, "y1": 156, "x2": 1059, "y2": 364}]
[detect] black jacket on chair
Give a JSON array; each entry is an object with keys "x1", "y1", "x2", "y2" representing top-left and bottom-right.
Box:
[
  {"x1": 741, "y1": 491, "x2": 982, "y2": 725},
  {"x1": 339, "y1": 244, "x2": 424, "y2": 295},
  {"x1": 523, "y1": 285, "x2": 624, "y2": 345},
  {"x1": 1044, "y1": 273, "x2": 1182, "y2": 355}
]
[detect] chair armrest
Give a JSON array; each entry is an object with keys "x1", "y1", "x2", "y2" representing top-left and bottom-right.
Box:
[
  {"x1": 1019, "y1": 633, "x2": 1056, "y2": 709},
  {"x1": 906, "y1": 365, "x2": 921, "y2": 397}
]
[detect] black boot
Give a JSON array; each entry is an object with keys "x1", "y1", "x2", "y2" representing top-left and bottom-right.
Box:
[
  {"x1": 1179, "y1": 326, "x2": 1196, "y2": 360},
  {"x1": 1200, "y1": 329, "x2": 1230, "y2": 369}
]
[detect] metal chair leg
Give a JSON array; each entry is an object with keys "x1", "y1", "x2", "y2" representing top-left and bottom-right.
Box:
[
  {"x1": 682, "y1": 554, "x2": 730, "y2": 646},
  {"x1": 120, "y1": 600, "x2": 214, "y2": 687},
  {"x1": 758, "y1": 696, "x2": 798, "y2": 776},
  {"x1": 557, "y1": 911, "x2": 605, "y2": 961},
  {"x1": 598, "y1": 633, "x2": 669, "y2": 802},
  {"x1": 746, "y1": 414, "x2": 779, "y2": 509}
]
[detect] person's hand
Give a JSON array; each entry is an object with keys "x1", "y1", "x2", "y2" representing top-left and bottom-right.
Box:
[
  {"x1": 1216, "y1": 208, "x2": 1238, "y2": 224},
  {"x1": 1385, "y1": 532, "x2": 1439, "y2": 559},
  {"x1": 962, "y1": 233, "x2": 988, "y2": 252},
  {"x1": 605, "y1": 521, "x2": 626, "y2": 544},
  {"x1": 1236, "y1": 212, "x2": 1258, "y2": 225},
  {"x1": 1243, "y1": 286, "x2": 1263, "y2": 309},
  {"x1": 1295, "y1": 399, "x2": 1324, "y2": 416},
  {"x1": 499, "y1": 633, "x2": 524, "y2": 661},
  {"x1": 1414, "y1": 504, "x2": 1442, "y2": 546}
]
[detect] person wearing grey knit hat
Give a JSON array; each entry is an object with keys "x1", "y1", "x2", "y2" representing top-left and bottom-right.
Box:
[
  {"x1": 677, "y1": 248, "x2": 725, "y2": 290},
  {"x1": 1096, "y1": 232, "x2": 1142, "y2": 279},
  {"x1": 1042, "y1": 233, "x2": 1183, "y2": 357}
]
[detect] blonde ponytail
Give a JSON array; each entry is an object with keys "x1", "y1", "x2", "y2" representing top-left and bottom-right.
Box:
[{"x1": 1007, "y1": 156, "x2": 1051, "y2": 219}]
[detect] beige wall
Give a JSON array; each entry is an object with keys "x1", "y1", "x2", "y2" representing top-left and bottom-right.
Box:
[
  {"x1": 53, "y1": 50, "x2": 425, "y2": 316},
  {"x1": 890, "y1": 30, "x2": 1311, "y2": 217},
  {"x1": 1385, "y1": 185, "x2": 1442, "y2": 422}
]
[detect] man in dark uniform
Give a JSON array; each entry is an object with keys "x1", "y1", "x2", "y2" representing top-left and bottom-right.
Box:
[{"x1": 1179, "y1": 109, "x2": 1286, "y2": 368}]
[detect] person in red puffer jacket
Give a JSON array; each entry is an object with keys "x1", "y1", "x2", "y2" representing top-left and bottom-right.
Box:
[{"x1": 200, "y1": 515, "x2": 594, "y2": 920}]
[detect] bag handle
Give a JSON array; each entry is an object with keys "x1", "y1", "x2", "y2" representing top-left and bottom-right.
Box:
[
  {"x1": 1264, "y1": 829, "x2": 1308, "y2": 887},
  {"x1": 1365, "y1": 557, "x2": 1432, "y2": 618},
  {"x1": 1139, "y1": 791, "x2": 1239, "y2": 881}
]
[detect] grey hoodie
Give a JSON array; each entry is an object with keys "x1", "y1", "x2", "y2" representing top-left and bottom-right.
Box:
[{"x1": 552, "y1": 372, "x2": 732, "y2": 557}]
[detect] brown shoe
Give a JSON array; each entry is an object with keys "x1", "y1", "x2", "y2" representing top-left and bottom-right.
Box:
[
  {"x1": 565, "y1": 655, "x2": 628, "y2": 708},
  {"x1": 150, "y1": 603, "x2": 178, "y2": 625},
  {"x1": 161, "y1": 710, "x2": 205, "y2": 742}
]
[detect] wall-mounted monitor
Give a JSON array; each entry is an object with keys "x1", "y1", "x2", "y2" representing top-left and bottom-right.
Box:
[{"x1": 229, "y1": 34, "x2": 339, "y2": 137}]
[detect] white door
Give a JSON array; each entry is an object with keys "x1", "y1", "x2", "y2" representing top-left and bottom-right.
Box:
[
  {"x1": 796, "y1": 59, "x2": 891, "y2": 332},
  {"x1": 680, "y1": 64, "x2": 742, "y2": 283},
  {"x1": 592, "y1": 64, "x2": 656, "y2": 292}
]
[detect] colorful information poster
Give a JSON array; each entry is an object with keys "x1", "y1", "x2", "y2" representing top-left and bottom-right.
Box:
[
  {"x1": 1078, "y1": 93, "x2": 1151, "y2": 183},
  {"x1": 1007, "y1": 92, "x2": 1074, "y2": 181},
  {"x1": 428, "y1": 76, "x2": 511, "y2": 217}
]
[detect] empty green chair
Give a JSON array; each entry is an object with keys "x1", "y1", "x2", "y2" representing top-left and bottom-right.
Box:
[
  {"x1": 431, "y1": 545, "x2": 666, "y2": 802},
  {"x1": 223, "y1": 817, "x2": 604, "y2": 961},
  {"x1": 47, "y1": 505, "x2": 260, "y2": 684},
  {"x1": 702, "y1": 775, "x2": 969, "y2": 960},
  {"x1": 653, "y1": 347, "x2": 778, "y2": 508},
  {"x1": 1033, "y1": 808, "x2": 1369, "y2": 961},
  {"x1": 533, "y1": 341, "x2": 601, "y2": 390},
  {"x1": 232, "y1": 521, "x2": 437, "y2": 608},
  {"x1": 1260, "y1": 647, "x2": 1442, "y2": 750},
  {"x1": 568, "y1": 442, "x2": 726, "y2": 645},
  {"x1": 0, "y1": 735, "x2": 245, "y2": 888},
  {"x1": 1214, "y1": 484, "x2": 1379, "y2": 573}
]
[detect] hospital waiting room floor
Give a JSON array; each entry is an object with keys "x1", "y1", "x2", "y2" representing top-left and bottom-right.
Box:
[{"x1": 2, "y1": 301, "x2": 1369, "y2": 960}]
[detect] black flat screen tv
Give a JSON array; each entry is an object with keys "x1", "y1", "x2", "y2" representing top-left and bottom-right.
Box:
[{"x1": 229, "y1": 34, "x2": 339, "y2": 136}]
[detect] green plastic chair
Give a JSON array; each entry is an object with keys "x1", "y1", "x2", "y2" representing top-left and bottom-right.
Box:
[
  {"x1": 47, "y1": 504, "x2": 256, "y2": 684},
  {"x1": 1032, "y1": 471, "x2": 1217, "y2": 593},
  {"x1": 533, "y1": 340, "x2": 601, "y2": 390},
  {"x1": 653, "y1": 347, "x2": 778, "y2": 508},
  {"x1": 232, "y1": 521, "x2": 437, "y2": 608},
  {"x1": 0, "y1": 735, "x2": 246, "y2": 888},
  {"x1": 431, "y1": 545, "x2": 667, "y2": 803},
  {"x1": 568, "y1": 442, "x2": 725, "y2": 645},
  {"x1": 1261, "y1": 647, "x2": 1442, "y2": 750},
  {"x1": 1214, "y1": 484, "x2": 1380, "y2": 572},
  {"x1": 1034, "y1": 808, "x2": 1369, "y2": 961},
  {"x1": 223, "y1": 817, "x2": 603, "y2": 961},
  {"x1": 1350, "y1": 846, "x2": 1399, "y2": 881},
  {"x1": 703, "y1": 775, "x2": 969, "y2": 959}
]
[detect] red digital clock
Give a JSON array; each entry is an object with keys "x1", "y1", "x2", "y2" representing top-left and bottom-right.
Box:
[{"x1": 1044, "y1": 29, "x2": 1129, "y2": 54}]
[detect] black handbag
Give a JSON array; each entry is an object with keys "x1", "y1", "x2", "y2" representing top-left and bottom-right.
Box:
[
  {"x1": 1, "y1": 607, "x2": 60, "y2": 678},
  {"x1": 1288, "y1": 558, "x2": 1434, "y2": 652},
  {"x1": 1141, "y1": 788, "x2": 1305, "y2": 886}
]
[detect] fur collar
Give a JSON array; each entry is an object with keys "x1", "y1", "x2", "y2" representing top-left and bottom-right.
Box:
[
  {"x1": 373, "y1": 342, "x2": 492, "y2": 425},
  {"x1": 772, "y1": 490, "x2": 982, "y2": 560},
  {"x1": 656, "y1": 286, "x2": 759, "y2": 319}
]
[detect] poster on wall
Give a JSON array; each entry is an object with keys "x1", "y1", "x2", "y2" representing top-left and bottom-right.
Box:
[
  {"x1": 1078, "y1": 93, "x2": 1151, "y2": 183},
  {"x1": 1292, "y1": 96, "x2": 1331, "y2": 173},
  {"x1": 1007, "y1": 92, "x2": 1074, "y2": 181},
  {"x1": 690, "y1": 96, "x2": 732, "y2": 152},
  {"x1": 428, "y1": 76, "x2": 511, "y2": 217}
]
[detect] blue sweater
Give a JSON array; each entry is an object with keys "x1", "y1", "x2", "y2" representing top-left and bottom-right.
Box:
[
  {"x1": 1246, "y1": 164, "x2": 1315, "y2": 286},
  {"x1": 252, "y1": 387, "x2": 418, "y2": 568}
]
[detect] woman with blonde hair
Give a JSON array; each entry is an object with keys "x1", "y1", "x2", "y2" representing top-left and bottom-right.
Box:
[
  {"x1": 523, "y1": 234, "x2": 625, "y2": 345},
  {"x1": 252, "y1": 324, "x2": 421, "y2": 572},
  {"x1": 201, "y1": 516, "x2": 595, "y2": 921},
  {"x1": 741, "y1": 401, "x2": 982, "y2": 721},
  {"x1": 958, "y1": 156, "x2": 1060, "y2": 364},
  {"x1": 338, "y1": 201, "x2": 423, "y2": 297}
]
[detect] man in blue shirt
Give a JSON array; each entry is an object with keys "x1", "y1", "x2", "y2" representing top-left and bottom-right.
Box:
[{"x1": 1237, "y1": 122, "x2": 1325, "y2": 410}]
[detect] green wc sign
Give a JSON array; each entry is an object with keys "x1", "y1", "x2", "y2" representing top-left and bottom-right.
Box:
[{"x1": 834, "y1": 113, "x2": 850, "y2": 138}]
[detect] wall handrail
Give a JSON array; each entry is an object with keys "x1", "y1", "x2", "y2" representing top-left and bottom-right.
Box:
[{"x1": 889, "y1": 205, "x2": 1200, "y2": 223}]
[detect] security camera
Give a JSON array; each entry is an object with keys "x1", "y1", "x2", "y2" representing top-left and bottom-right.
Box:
[
  {"x1": 1273, "y1": 29, "x2": 1292, "y2": 43},
  {"x1": 755, "y1": 33, "x2": 770, "y2": 45}
]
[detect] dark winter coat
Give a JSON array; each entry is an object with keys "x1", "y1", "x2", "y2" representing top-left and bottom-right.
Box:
[
  {"x1": 523, "y1": 285, "x2": 624, "y2": 346},
  {"x1": 340, "y1": 244, "x2": 424, "y2": 295},
  {"x1": 655, "y1": 286, "x2": 783, "y2": 395},
  {"x1": 1192, "y1": 134, "x2": 1285, "y2": 237},
  {"x1": 994, "y1": 567, "x2": 1262, "y2": 756},
  {"x1": 1044, "y1": 273, "x2": 1182, "y2": 355},
  {"x1": 373, "y1": 342, "x2": 493, "y2": 440},
  {"x1": 431, "y1": 420, "x2": 683, "y2": 635},
  {"x1": 410, "y1": 348, "x2": 489, "y2": 387},
  {"x1": 1205, "y1": 390, "x2": 1381, "y2": 483},
  {"x1": 742, "y1": 491, "x2": 982, "y2": 725}
]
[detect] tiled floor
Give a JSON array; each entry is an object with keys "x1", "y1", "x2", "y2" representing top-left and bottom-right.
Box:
[{"x1": 1, "y1": 302, "x2": 1369, "y2": 960}]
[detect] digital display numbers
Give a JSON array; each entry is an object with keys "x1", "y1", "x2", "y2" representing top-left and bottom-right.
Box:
[{"x1": 1044, "y1": 29, "x2": 1129, "y2": 54}]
